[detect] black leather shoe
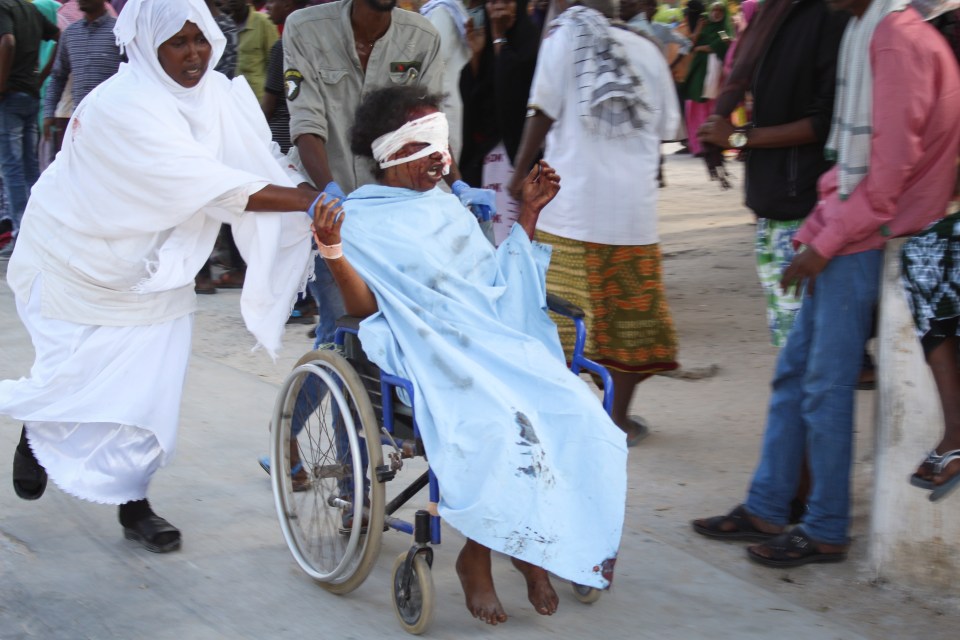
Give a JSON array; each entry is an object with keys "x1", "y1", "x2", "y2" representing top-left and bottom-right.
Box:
[{"x1": 13, "y1": 446, "x2": 47, "y2": 500}]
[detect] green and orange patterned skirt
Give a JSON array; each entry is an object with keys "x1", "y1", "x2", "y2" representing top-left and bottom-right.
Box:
[{"x1": 537, "y1": 229, "x2": 679, "y2": 375}]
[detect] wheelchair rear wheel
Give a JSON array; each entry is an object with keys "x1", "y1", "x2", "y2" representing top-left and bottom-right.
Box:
[{"x1": 271, "y1": 349, "x2": 385, "y2": 594}]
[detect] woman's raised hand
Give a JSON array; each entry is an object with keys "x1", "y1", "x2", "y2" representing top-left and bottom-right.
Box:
[
  {"x1": 521, "y1": 160, "x2": 561, "y2": 213},
  {"x1": 466, "y1": 18, "x2": 485, "y2": 58},
  {"x1": 311, "y1": 194, "x2": 345, "y2": 248}
]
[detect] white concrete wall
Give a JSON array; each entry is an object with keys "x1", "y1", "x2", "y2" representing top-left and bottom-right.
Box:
[{"x1": 869, "y1": 239, "x2": 960, "y2": 588}]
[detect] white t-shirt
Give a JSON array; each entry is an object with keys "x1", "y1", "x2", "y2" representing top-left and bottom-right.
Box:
[{"x1": 528, "y1": 23, "x2": 679, "y2": 245}]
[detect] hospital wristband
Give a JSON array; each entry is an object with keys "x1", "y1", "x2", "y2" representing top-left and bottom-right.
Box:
[{"x1": 318, "y1": 242, "x2": 343, "y2": 260}]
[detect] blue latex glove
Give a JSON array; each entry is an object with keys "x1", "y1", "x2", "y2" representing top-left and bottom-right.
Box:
[
  {"x1": 452, "y1": 179, "x2": 497, "y2": 223},
  {"x1": 323, "y1": 181, "x2": 346, "y2": 201},
  {"x1": 321, "y1": 181, "x2": 346, "y2": 223}
]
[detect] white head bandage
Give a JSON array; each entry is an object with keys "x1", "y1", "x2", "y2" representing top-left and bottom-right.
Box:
[{"x1": 371, "y1": 111, "x2": 452, "y2": 174}]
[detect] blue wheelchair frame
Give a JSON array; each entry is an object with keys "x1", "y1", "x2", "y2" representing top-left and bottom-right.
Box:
[{"x1": 325, "y1": 292, "x2": 615, "y2": 547}]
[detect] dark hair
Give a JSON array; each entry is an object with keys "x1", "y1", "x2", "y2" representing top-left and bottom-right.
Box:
[
  {"x1": 686, "y1": 0, "x2": 705, "y2": 30},
  {"x1": 350, "y1": 85, "x2": 445, "y2": 178}
]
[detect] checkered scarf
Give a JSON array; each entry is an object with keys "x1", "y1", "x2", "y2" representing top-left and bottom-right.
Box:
[
  {"x1": 826, "y1": 0, "x2": 910, "y2": 200},
  {"x1": 552, "y1": 6, "x2": 651, "y2": 138}
]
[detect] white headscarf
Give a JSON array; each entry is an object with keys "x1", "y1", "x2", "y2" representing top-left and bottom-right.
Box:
[
  {"x1": 114, "y1": 0, "x2": 226, "y2": 87},
  {"x1": 21, "y1": 0, "x2": 313, "y2": 358}
]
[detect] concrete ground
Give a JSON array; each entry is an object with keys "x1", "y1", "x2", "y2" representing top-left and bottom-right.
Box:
[{"x1": 1, "y1": 148, "x2": 957, "y2": 640}]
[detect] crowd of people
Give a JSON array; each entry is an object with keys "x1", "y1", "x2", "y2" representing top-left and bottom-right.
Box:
[{"x1": 0, "y1": 0, "x2": 958, "y2": 629}]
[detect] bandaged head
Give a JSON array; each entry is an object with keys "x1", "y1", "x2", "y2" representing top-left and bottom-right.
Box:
[{"x1": 371, "y1": 112, "x2": 452, "y2": 175}]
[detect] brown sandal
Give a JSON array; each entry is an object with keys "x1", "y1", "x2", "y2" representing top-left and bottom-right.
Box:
[
  {"x1": 692, "y1": 504, "x2": 778, "y2": 542},
  {"x1": 213, "y1": 270, "x2": 245, "y2": 288},
  {"x1": 746, "y1": 528, "x2": 847, "y2": 568}
]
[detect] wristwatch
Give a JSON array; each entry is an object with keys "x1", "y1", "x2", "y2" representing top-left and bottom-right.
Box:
[{"x1": 728, "y1": 127, "x2": 750, "y2": 149}]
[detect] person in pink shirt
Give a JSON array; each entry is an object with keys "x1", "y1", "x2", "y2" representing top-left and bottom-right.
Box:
[{"x1": 693, "y1": 0, "x2": 960, "y2": 567}]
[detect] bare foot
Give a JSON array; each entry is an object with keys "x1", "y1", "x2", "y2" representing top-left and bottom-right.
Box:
[
  {"x1": 511, "y1": 557, "x2": 558, "y2": 615},
  {"x1": 456, "y1": 540, "x2": 508, "y2": 625}
]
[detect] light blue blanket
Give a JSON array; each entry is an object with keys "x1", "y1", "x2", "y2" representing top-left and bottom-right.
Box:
[{"x1": 341, "y1": 184, "x2": 627, "y2": 589}]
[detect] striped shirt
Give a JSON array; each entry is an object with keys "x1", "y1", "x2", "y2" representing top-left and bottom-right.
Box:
[{"x1": 43, "y1": 14, "x2": 122, "y2": 118}]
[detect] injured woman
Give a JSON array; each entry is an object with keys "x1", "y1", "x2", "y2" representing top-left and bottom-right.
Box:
[{"x1": 312, "y1": 85, "x2": 628, "y2": 625}]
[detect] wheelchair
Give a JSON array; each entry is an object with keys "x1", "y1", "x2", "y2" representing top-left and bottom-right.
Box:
[{"x1": 269, "y1": 293, "x2": 614, "y2": 634}]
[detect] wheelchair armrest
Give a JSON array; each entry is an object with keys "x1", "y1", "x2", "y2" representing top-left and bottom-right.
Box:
[
  {"x1": 546, "y1": 293, "x2": 585, "y2": 319},
  {"x1": 329, "y1": 315, "x2": 362, "y2": 351},
  {"x1": 335, "y1": 315, "x2": 363, "y2": 335}
]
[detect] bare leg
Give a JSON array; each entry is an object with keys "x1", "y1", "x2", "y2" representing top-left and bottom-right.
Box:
[
  {"x1": 915, "y1": 337, "x2": 960, "y2": 485},
  {"x1": 510, "y1": 557, "x2": 558, "y2": 615},
  {"x1": 610, "y1": 370, "x2": 650, "y2": 433},
  {"x1": 456, "y1": 539, "x2": 508, "y2": 625}
]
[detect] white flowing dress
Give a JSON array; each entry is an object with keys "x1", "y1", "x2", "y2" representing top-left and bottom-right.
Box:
[{"x1": 0, "y1": 0, "x2": 313, "y2": 504}]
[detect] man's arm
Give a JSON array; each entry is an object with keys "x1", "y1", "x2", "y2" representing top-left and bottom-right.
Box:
[
  {"x1": 507, "y1": 111, "x2": 554, "y2": 201},
  {"x1": 699, "y1": 9, "x2": 845, "y2": 150},
  {"x1": 246, "y1": 183, "x2": 319, "y2": 212},
  {"x1": 505, "y1": 24, "x2": 567, "y2": 201},
  {"x1": 284, "y1": 19, "x2": 331, "y2": 189},
  {"x1": 0, "y1": 33, "x2": 14, "y2": 95},
  {"x1": 296, "y1": 133, "x2": 335, "y2": 191},
  {"x1": 698, "y1": 114, "x2": 817, "y2": 149},
  {"x1": 35, "y1": 13, "x2": 58, "y2": 84},
  {"x1": 43, "y1": 35, "x2": 70, "y2": 136}
]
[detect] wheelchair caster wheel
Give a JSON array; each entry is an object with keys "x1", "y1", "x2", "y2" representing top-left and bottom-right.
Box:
[
  {"x1": 391, "y1": 551, "x2": 435, "y2": 635},
  {"x1": 571, "y1": 582, "x2": 602, "y2": 604}
]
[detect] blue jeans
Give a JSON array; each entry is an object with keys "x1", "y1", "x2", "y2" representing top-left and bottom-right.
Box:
[
  {"x1": 745, "y1": 250, "x2": 882, "y2": 545},
  {"x1": 307, "y1": 254, "x2": 346, "y2": 345},
  {"x1": 0, "y1": 92, "x2": 40, "y2": 232},
  {"x1": 292, "y1": 254, "x2": 345, "y2": 435}
]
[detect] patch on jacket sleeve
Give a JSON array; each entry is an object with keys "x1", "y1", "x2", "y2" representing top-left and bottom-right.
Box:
[{"x1": 284, "y1": 69, "x2": 304, "y2": 101}]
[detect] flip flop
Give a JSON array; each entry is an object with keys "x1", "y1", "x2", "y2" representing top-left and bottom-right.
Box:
[
  {"x1": 258, "y1": 456, "x2": 310, "y2": 492},
  {"x1": 746, "y1": 528, "x2": 847, "y2": 568},
  {"x1": 929, "y1": 452, "x2": 960, "y2": 502},
  {"x1": 692, "y1": 504, "x2": 778, "y2": 542},
  {"x1": 625, "y1": 416, "x2": 650, "y2": 447},
  {"x1": 213, "y1": 271, "x2": 245, "y2": 289},
  {"x1": 910, "y1": 449, "x2": 960, "y2": 492},
  {"x1": 123, "y1": 514, "x2": 182, "y2": 553},
  {"x1": 258, "y1": 455, "x2": 303, "y2": 477}
]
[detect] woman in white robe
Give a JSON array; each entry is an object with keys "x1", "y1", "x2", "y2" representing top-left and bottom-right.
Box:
[{"x1": 0, "y1": 0, "x2": 318, "y2": 553}]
